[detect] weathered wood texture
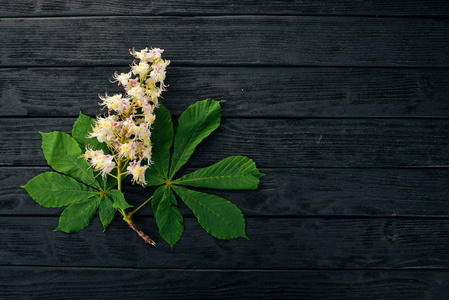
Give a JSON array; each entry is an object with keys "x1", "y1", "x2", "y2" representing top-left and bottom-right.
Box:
[
  {"x1": 1, "y1": 267, "x2": 449, "y2": 300},
  {"x1": 6, "y1": 167, "x2": 449, "y2": 217},
  {"x1": 1, "y1": 17, "x2": 449, "y2": 67},
  {"x1": 3, "y1": 217, "x2": 449, "y2": 269},
  {"x1": 3, "y1": 67, "x2": 449, "y2": 118},
  {"x1": 1, "y1": 1, "x2": 449, "y2": 17},
  {"x1": 2, "y1": 118, "x2": 448, "y2": 167},
  {"x1": 3, "y1": 1, "x2": 449, "y2": 299}
]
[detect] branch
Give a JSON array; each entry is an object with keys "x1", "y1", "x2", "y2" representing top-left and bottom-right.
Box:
[{"x1": 126, "y1": 214, "x2": 156, "y2": 246}]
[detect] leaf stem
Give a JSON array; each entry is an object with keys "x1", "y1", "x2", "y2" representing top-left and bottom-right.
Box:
[
  {"x1": 130, "y1": 196, "x2": 153, "y2": 216},
  {"x1": 119, "y1": 208, "x2": 128, "y2": 219}
]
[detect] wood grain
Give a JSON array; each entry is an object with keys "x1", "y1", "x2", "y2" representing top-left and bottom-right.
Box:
[
  {"x1": 2, "y1": 217, "x2": 449, "y2": 269},
  {"x1": 1, "y1": 17, "x2": 449, "y2": 67},
  {"x1": 2, "y1": 118, "x2": 448, "y2": 167},
  {"x1": 2, "y1": 0, "x2": 449, "y2": 298},
  {"x1": 3, "y1": 67, "x2": 449, "y2": 118},
  {"x1": 1, "y1": 1, "x2": 449, "y2": 17},
  {"x1": 8, "y1": 167, "x2": 449, "y2": 217},
  {"x1": 1, "y1": 267, "x2": 449, "y2": 299}
]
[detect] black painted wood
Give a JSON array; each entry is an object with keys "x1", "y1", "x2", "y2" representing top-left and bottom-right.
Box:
[
  {"x1": 3, "y1": 1, "x2": 449, "y2": 299},
  {"x1": 2, "y1": 17, "x2": 449, "y2": 67},
  {"x1": 7, "y1": 167, "x2": 449, "y2": 217},
  {"x1": 3, "y1": 67, "x2": 449, "y2": 118},
  {"x1": 1, "y1": 1, "x2": 449, "y2": 17},
  {"x1": 2, "y1": 118, "x2": 448, "y2": 168},
  {"x1": 1, "y1": 267, "x2": 449, "y2": 300},
  {"x1": 3, "y1": 217, "x2": 449, "y2": 269}
]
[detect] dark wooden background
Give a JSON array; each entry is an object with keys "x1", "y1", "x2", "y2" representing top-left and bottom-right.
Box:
[{"x1": 1, "y1": 1, "x2": 449, "y2": 299}]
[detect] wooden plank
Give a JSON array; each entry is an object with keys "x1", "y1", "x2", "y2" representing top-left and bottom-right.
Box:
[
  {"x1": 1, "y1": 1, "x2": 449, "y2": 17},
  {"x1": 3, "y1": 67, "x2": 449, "y2": 118},
  {"x1": 8, "y1": 167, "x2": 449, "y2": 217},
  {"x1": 1, "y1": 17, "x2": 449, "y2": 67},
  {"x1": 1, "y1": 118, "x2": 449, "y2": 168},
  {"x1": 1, "y1": 267, "x2": 449, "y2": 300},
  {"x1": 3, "y1": 217, "x2": 449, "y2": 269}
]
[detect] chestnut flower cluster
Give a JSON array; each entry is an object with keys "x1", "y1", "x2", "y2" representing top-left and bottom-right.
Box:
[{"x1": 82, "y1": 48, "x2": 170, "y2": 186}]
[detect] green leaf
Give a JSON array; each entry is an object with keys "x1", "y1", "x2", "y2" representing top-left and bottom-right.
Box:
[
  {"x1": 72, "y1": 111, "x2": 109, "y2": 154},
  {"x1": 151, "y1": 104, "x2": 174, "y2": 179},
  {"x1": 173, "y1": 156, "x2": 264, "y2": 190},
  {"x1": 40, "y1": 131, "x2": 101, "y2": 190},
  {"x1": 21, "y1": 172, "x2": 98, "y2": 208},
  {"x1": 152, "y1": 185, "x2": 184, "y2": 248},
  {"x1": 55, "y1": 196, "x2": 102, "y2": 233},
  {"x1": 172, "y1": 186, "x2": 247, "y2": 240},
  {"x1": 145, "y1": 167, "x2": 166, "y2": 187},
  {"x1": 107, "y1": 189, "x2": 132, "y2": 210},
  {"x1": 151, "y1": 185, "x2": 166, "y2": 213},
  {"x1": 169, "y1": 99, "x2": 224, "y2": 180},
  {"x1": 99, "y1": 196, "x2": 116, "y2": 231}
]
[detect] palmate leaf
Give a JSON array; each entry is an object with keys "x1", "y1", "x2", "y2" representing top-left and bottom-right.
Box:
[
  {"x1": 144, "y1": 100, "x2": 264, "y2": 247},
  {"x1": 151, "y1": 104, "x2": 174, "y2": 179},
  {"x1": 21, "y1": 172, "x2": 98, "y2": 207},
  {"x1": 72, "y1": 111, "x2": 109, "y2": 155},
  {"x1": 173, "y1": 156, "x2": 264, "y2": 189},
  {"x1": 169, "y1": 99, "x2": 224, "y2": 180},
  {"x1": 40, "y1": 131, "x2": 102, "y2": 190},
  {"x1": 32, "y1": 130, "x2": 121, "y2": 233},
  {"x1": 55, "y1": 195, "x2": 103, "y2": 233},
  {"x1": 152, "y1": 185, "x2": 184, "y2": 248},
  {"x1": 172, "y1": 185, "x2": 247, "y2": 240}
]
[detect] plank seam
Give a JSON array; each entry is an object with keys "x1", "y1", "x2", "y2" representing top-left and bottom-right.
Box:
[
  {"x1": 3, "y1": 116, "x2": 449, "y2": 120},
  {"x1": 1, "y1": 265, "x2": 449, "y2": 272},
  {"x1": 2, "y1": 64, "x2": 449, "y2": 69},
  {"x1": 3, "y1": 166, "x2": 449, "y2": 170},
  {"x1": 3, "y1": 215, "x2": 449, "y2": 220},
  {"x1": 1, "y1": 14, "x2": 449, "y2": 20}
]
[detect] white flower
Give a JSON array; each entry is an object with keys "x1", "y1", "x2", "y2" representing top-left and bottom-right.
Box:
[
  {"x1": 132, "y1": 123, "x2": 150, "y2": 140},
  {"x1": 132, "y1": 61, "x2": 150, "y2": 75},
  {"x1": 129, "y1": 48, "x2": 149, "y2": 60},
  {"x1": 144, "y1": 111, "x2": 156, "y2": 125},
  {"x1": 149, "y1": 60, "x2": 170, "y2": 83},
  {"x1": 100, "y1": 94, "x2": 130, "y2": 112},
  {"x1": 119, "y1": 141, "x2": 138, "y2": 159},
  {"x1": 123, "y1": 116, "x2": 135, "y2": 127},
  {"x1": 82, "y1": 148, "x2": 103, "y2": 162},
  {"x1": 83, "y1": 148, "x2": 116, "y2": 178},
  {"x1": 140, "y1": 145, "x2": 153, "y2": 162},
  {"x1": 88, "y1": 115, "x2": 119, "y2": 143},
  {"x1": 147, "y1": 48, "x2": 164, "y2": 61},
  {"x1": 87, "y1": 47, "x2": 170, "y2": 184},
  {"x1": 127, "y1": 160, "x2": 149, "y2": 185},
  {"x1": 142, "y1": 100, "x2": 154, "y2": 113},
  {"x1": 93, "y1": 154, "x2": 115, "y2": 177},
  {"x1": 146, "y1": 87, "x2": 162, "y2": 105},
  {"x1": 127, "y1": 86, "x2": 144, "y2": 98},
  {"x1": 88, "y1": 125, "x2": 107, "y2": 143},
  {"x1": 112, "y1": 72, "x2": 132, "y2": 86}
]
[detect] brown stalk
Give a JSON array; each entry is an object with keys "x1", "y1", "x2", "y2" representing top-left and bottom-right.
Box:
[{"x1": 126, "y1": 213, "x2": 156, "y2": 246}]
